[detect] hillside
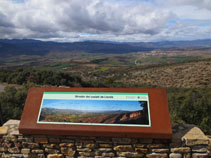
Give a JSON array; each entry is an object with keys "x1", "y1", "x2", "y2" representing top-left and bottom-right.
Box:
[{"x1": 118, "y1": 60, "x2": 211, "y2": 88}]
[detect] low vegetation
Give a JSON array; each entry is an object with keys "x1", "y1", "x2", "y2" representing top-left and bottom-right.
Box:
[
  {"x1": 167, "y1": 88, "x2": 211, "y2": 134},
  {"x1": 0, "y1": 68, "x2": 82, "y2": 87},
  {"x1": 0, "y1": 86, "x2": 27, "y2": 125}
]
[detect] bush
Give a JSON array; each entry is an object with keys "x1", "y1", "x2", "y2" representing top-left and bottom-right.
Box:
[
  {"x1": 167, "y1": 88, "x2": 211, "y2": 134},
  {"x1": 0, "y1": 86, "x2": 27, "y2": 125},
  {"x1": 0, "y1": 68, "x2": 82, "y2": 87}
]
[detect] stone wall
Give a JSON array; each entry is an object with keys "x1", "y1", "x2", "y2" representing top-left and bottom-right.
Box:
[{"x1": 0, "y1": 120, "x2": 210, "y2": 158}]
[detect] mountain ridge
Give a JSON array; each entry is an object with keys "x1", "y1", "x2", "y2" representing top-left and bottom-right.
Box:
[{"x1": 0, "y1": 38, "x2": 211, "y2": 57}]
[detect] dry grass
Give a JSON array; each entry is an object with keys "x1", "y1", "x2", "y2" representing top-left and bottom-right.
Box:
[{"x1": 118, "y1": 60, "x2": 211, "y2": 88}]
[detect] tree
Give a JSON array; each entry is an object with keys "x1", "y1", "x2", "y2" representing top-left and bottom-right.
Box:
[{"x1": 0, "y1": 86, "x2": 27, "y2": 123}]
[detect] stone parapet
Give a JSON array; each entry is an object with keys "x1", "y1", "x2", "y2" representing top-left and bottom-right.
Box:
[{"x1": 0, "y1": 120, "x2": 210, "y2": 158}]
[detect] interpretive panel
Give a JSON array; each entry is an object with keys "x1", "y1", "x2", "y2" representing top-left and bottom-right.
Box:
[
  {"x1": 19, "y1": 88, "x2": 172, "y2": 139},
  {"x1": 37, "y1": 92, "x2": 151, "y2": 127}
]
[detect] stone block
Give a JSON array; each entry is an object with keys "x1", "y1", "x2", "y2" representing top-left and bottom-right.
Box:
[
  {"x1": 38, "y1": 154, "x2": 45, "y2": 158},
  {"x1": 8, "y1": 147, "x2": 20, "y2": 153},
  {"x1": 117, "y1": 152, "x2": 144, "y2": 157},
  {"x1": 97, "y1": 148, "x2": 113, "y2": 152},
  {"x1": 114, "y1": 145, "x2": 133, "y2": 151},
  {"x1": 45, "y1": 148, "x2": 59, "y2": 154},
  {"x1": 182, "y1": 127, "x2": 209, "y2": 146},
  {"x1": 79, "y1": 151, "x2": 95, "y2": 156},
  {"x1": 47, "y1": 154, "x2": 63, "y2": 158},
  {"x1": 18, "y1": 137, "x2": 32, "y2": 142},
  {"x1": 0, "y1": 153, "x2": 11, "y2": 158},
  {"x1": 10, "y1": 129, "x2": 20, "y2": 135},
  {"x1": 95, "y1": 150, "x2": 101, "y2": 156},
  {"x1": 2, "y1": 140, "x2": 12, "y2": 148},
  {"x1": 43, "y1": 143, "x2": 59, "y2": 148},
  {"x1": 77, "y1": 148, "x2": 92, "y2": 152},
  {"x1": 184, "y1": 153, "x2": 191, "y2": 158},
  {"x1": 85, "y1": 143, "x2": 96, "y2": 149},
  {"x1": 0, "y1": 126, "x2": 8, "y2": 135},
  {"x1": 146, "y1": 153, "x2": 168, "y2": 158},
  {"x1": 14, "y1": 142, "x2": 22, "y2": 148},
  {"x1": 22, "y1": 142, "x2": 39, "y2": 148},
  {"x1": 3, "y1": 120, "x2": 20, "y2": 126},
  {"x1": 169, "y1": 153, "x2": 182, "y2": 158},
  {"x1": 151, "y1": 148, "x2": 169, "y2": 153},
  {"x1": 32, "y1": 149, "x2": 44, "y2": 153},
  {"x1": 147, "y1": 144, "x2": 167, "y2": 148},
  {"x1": 9, "y1": 154, "x2": 26, "y2": 157},
  {"x1": 135, "y1": 147, "x2": 148, "y2": 153},
  {"x1": 76, "y1": 142, "x2": 82, "y2": 146},
  {"x1": 4, "y1": 135, "x2": 17, "y2": 142},
  {"x1": 171, "y1": 147, "x2": 191, "y2": 153},
  {"x1": 102, "y1": 152, "x2": 115, "y2": 157},
  {"x1": 27, "y1": 153, "x2": 39, "y2": 158},
  {"x1": 34, "y1": 137, "x2": 48, "y2": 144},
  {"x1": 192, "y1": 146, "x2": 208, "y2": 153},
  {"x1": 21, "y1": 148, "x2": 30, "y2": 154},
  {"x1": 192, "y1": 153, "x2": 209, "y2": 158},
  {"x1": 76, "y1": 145, "x2": 82, "y2": 149},
  {"x1": 0, "y1": 147, "x2": 7, "y2": 152},
  {"x1": 59, "y1": 143, "x2": 74, "y2": 147},
  {"x1": 98, "y1": 143, "x2": 112, "y2": 148},
  {"x1": 134, "y1": 144, "x2": 145, "y2": 148},
  {"x1": 61, "y1": 147, "x2": 75, "y2": 156}
]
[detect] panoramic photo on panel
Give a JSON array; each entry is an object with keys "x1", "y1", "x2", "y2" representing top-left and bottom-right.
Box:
[{"x1": 38, "y1": 99, "x2": 149, "y2": 125}]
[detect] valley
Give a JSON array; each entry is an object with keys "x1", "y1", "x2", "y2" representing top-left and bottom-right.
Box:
[{"x1": 1, "y1": 48, "x2": 211, "y2": 89}]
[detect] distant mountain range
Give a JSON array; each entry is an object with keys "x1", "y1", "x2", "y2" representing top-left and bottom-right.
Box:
[{"x1": 0, "y1": 39, "x2": 211, "y2": 57}]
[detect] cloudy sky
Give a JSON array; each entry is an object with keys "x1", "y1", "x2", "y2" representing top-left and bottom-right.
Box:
[
  {"x1": 0, "y1": 0, "x2": 211, "y2": 42},
  {"x1": 42, "y1": 99, "x2": 142, "y2": 112}
]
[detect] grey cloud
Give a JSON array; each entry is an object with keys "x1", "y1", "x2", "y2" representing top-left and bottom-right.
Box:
[
  {"x1": 162, "y1": 0, "x2": 211, "y2": 10},
  {"x1": 55, "y1": 0, "x2": 174, "y2": 35},
  {"x1": 0, "y1": 0, "x2": 210, "y2": 42},
  {"x1": 0, "y1": 0, "x2": 174, "y2": 37},
  {"x1": 0, "y1": 12, "x2": 14, "y2": 27}
]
